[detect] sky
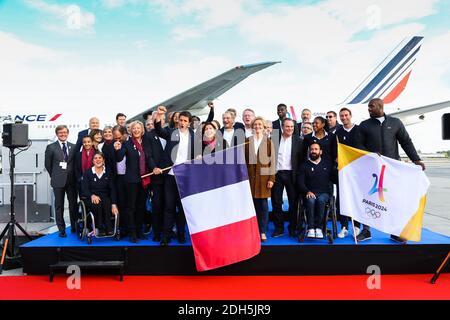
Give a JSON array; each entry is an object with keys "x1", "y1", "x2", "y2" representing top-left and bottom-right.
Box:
[{"x1": 0, "y1": 0, "x2": 449, "y2": 152}]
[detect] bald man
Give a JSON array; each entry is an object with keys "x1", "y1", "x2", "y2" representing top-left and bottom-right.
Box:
[{"x1": 354, "y1": 98, "x2": 424, "y2": 243}]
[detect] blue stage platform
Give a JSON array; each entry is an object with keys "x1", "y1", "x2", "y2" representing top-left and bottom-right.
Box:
[{"x1": 21, "y1": 224, "x2": 450, "y2": 248}]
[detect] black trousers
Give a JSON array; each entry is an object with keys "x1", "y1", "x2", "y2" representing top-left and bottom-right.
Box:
[
  {"x1": 116, "y1": 175, "x2": 128, "y2": 232},
  {"x1": 125, "y1": 182, "x2": 146, "y2": 234},
  {"x1": 271, "y1": 170, "x2": 299, "y2": 232},
  {"x1": 163, "y1": 175, "x2": 186, "y2": 238},
  {"x1": 53, "y1": 179, "x2": 78, "y2": 233},
  {"x1": 151, "y1": 183, "x2": 165, "y2": 237},
  {"x1": 86, "y1": 197, "x2": 113, "y2": 232}
]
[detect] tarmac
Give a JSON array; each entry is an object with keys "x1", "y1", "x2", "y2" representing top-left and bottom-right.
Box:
[{"x1": 421, "y1": 161, "x2": 450, "y2": 236}]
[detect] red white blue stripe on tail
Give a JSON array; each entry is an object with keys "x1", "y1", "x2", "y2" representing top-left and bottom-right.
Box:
[{"x1": 343, "y1": 36, "x2": 423, "y2": 105}]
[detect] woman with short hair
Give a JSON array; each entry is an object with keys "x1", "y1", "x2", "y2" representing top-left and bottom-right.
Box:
[
  {"x1": 245, "y1": 117, "x2": 276, "y2": 242},
  {"x1": 114, "y1": 121, "x2": 151, "y2": 243}
]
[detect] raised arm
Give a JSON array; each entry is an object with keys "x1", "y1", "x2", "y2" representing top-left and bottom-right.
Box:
[
  {"x1": 206, "y1": 101, "x2": 215, "y2": 122},
  {"x1": 154, "y1": 105, "x2": 171, "y2": 140}
]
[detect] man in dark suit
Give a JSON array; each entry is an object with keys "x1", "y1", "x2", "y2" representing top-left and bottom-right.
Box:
[
  {"x1": 272, "y1": 103, "x2": 299, "y2": 141},
  {"x1": 144, "y1": 113, "x2": 167, "y2": 242},
  {"x1": 45, "y1": 125, "x2": 78, "y2": 237},
  {"x1": 154, "y1": 106, "x2": 202, "y2": 246},
  {"x1": 271, "y1": 118, "x2": 305, "y2": 238},
  {"x1": 75, "y1": 117, "x2": 100, "y2": 152}
]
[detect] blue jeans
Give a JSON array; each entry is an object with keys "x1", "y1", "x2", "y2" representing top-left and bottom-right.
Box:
[
  {"x1": 305, "y1": 193, "x2": 330, "y2": 229},
  {"x1": 253, "y1": 198, "x2": 268, "y2": 234}
]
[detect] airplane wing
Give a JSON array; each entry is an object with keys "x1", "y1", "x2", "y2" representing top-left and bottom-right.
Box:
[
  {"x1": 127, "y1": 61, "x2": 280, "y2": 122},
  {"x1": 388, "y1": 100, "x2": 450, "y2": 123}
]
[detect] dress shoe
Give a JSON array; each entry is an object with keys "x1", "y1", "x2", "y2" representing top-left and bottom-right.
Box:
[
  {"x1": 390, "y1": 234, "x2": 407, "y2": 243},
  {"x1": 160, "y1": 237, "x2": 170, "y2": 246},
  {"x1": 271, "y1": 229, "x2": 285, "y2": 238},
  {"x1": 59, "y1": 231, "x2": 67, "y2": 238},
  {"x1": 177, "y1": 233, "x2": 186, "y2": 244},
  {"x1": 70, "y1": 227, "x2": 76, "y2": 233}
]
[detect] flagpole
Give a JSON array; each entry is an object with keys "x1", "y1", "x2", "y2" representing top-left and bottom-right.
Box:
[
  {"x1": 141, "y1": 166, "x2": 172, "y2": 179},
  {"x1": 351, "y1": 218, "x2": 358, "y2": 244},
  {"x1": 140, "y1": 141, "x2": 252, "y2": 179}
]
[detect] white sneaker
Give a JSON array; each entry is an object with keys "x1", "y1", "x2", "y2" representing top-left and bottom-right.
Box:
[
  {"x1": 338, "y1": 227, "x2": 349, "y2": 238},
  {"x1": 315, "y1": 228, "x2": 324, "y2": 239},
  {"x1": 260, "y1": 233, "x2": 267, "y2": 242},
  {"x1": 307, "y1": 229, "x2": 316, "y2": 238},
  {"x1": 354, "y1": 227, "x2": 361, "y2": 237}
]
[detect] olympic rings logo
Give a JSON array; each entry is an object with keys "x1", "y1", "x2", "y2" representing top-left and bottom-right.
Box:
[{"x1": 365, "y1": 207, "x2": 381, "y2": 219}]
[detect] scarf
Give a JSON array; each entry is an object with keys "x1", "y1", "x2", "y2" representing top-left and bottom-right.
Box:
[
  {"x1": 132, "y1": 137, "x2": 151, "y2": 188},
  {"x1": 81, "y1": 148, "x2": 94, "y2": 173},
  {"x1": 203, "y1": 138, "x2": 217, "y2": 151}
]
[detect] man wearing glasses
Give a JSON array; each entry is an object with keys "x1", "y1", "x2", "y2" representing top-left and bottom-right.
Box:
[{"x1": 326, "y1": 111, "x2": 342, "y2": 134}]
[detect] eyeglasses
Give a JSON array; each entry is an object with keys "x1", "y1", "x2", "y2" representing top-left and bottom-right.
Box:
[{"x1": 326, "y1": 116, "x2": 334, "y2": 119}]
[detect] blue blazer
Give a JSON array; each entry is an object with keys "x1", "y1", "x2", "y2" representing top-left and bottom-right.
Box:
[
  {"x1": 115, "y1": 138, "x2": 151, "y2": 184},
  {"x1": 81, "y1": 168, "x2": 117, "y2": 204},
  {"x1": 154, "y1": 121, "x2": 200, "y2": 169}
]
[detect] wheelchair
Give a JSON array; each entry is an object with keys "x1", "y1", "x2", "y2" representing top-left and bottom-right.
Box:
[
  {"x1": 297, "y1": 193, "x2": 338, "y2": 244},
  {"x1": 76, "y1": 199, "x2": 120, "y2": 244}
]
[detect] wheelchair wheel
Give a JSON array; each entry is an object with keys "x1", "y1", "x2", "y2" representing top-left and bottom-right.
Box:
[
  {"x1": 330, "y1": 196, "x2": 338, "y2": 239},
  {"x1": 76, "y1": 201, "x2": 88, "y2": 240}
]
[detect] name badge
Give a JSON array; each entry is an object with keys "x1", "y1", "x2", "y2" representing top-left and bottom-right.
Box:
[{"x1": 59, "y1": 162, "x2": 67, "y2": 170}]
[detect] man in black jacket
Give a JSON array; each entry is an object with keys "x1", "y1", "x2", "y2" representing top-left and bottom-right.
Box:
[
  {"x1": 145, "y1": 113, "x2": 167, "y2": 242},
  {"x1": 154, "y1": 106, "x2": 202, "y2": 246},
  {"x1": 271, "y1": 119, "x2": 304, "y2": 238},
  {"x1": 355, "y1": 98, "x2": 425, "y2": 242}
]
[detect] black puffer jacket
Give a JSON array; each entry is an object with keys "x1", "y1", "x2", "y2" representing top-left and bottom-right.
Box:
[{"x1": 355, "y1": 115, "x2": 421, "y2": 161}]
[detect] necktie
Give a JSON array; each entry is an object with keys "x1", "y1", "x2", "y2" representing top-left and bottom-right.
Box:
[{"x1": 62, "y1": 143, "x2": 68, "y2": 162}]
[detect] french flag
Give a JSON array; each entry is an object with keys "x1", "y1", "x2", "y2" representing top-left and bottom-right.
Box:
[{"x1": 172, "y1": 145, "x2": 261, "y2": 272}]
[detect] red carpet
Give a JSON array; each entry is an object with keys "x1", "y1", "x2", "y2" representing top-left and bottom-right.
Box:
[{"x1": 0, "y1": 274, "x2": 449, "y2": 300}]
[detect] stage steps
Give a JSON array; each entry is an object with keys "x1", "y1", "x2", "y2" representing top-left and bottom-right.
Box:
[{"x1": 49, "y1": 247, "x2": 128, "y2": 282}]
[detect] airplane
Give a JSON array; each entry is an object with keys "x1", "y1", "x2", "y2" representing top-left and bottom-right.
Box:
[
  {"x1": 0, "y1": 62, "x2": 278, "y2": 144},
  {"x1": 286, "y1": 36, "x2": 450, "y2": 126},
  {"x1": 0, "y1": 35, "x2": 449, "y2": 144}
]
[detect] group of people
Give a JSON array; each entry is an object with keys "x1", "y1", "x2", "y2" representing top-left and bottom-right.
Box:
[{"x1": 44, "y1": 97, "x2": 425, "y2": 245}]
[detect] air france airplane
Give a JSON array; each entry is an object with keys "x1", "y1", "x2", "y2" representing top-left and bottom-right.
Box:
[{"x1": 1, "y1": 36, "x2": 449, "y2": 143}]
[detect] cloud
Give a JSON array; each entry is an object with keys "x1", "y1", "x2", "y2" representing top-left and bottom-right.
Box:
[
  {"x1": 320, "y1": 0, "x2": 439, "y2": 32},
  {"x1": 101, "y1": 0, "x2": 127, "y2": 9},
  {"x1": 171, "y1": 26, "x2": 203, "y2": 41},
  {"x1": 24, "y1": 0, "x2": 95, "y2": 33}
]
